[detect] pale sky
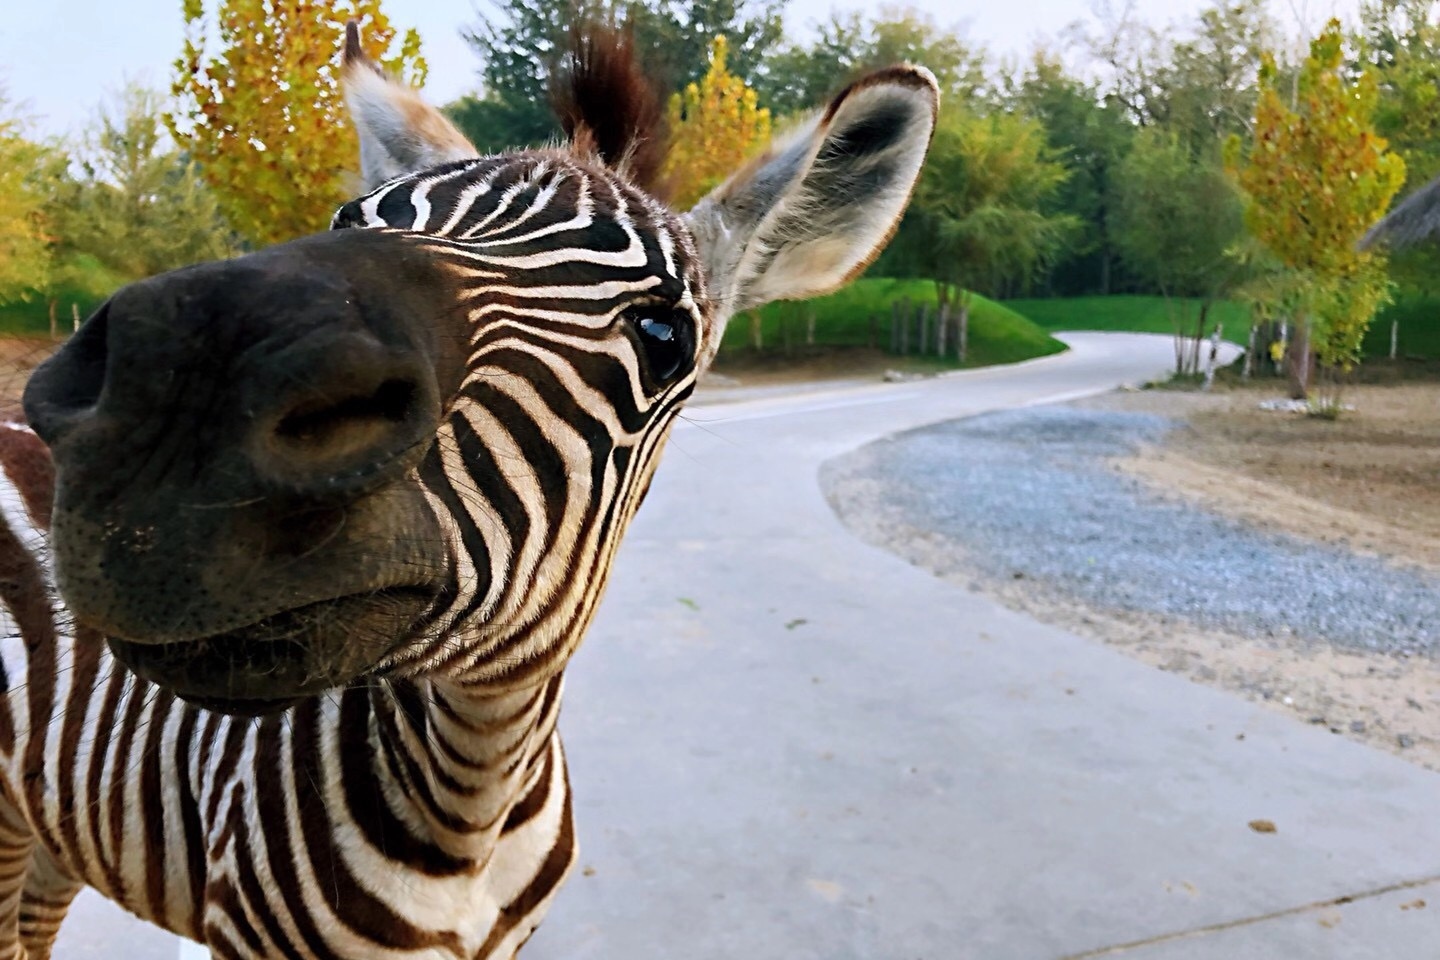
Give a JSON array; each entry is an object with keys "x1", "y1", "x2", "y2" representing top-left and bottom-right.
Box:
[{"x1": 1, "y1": 0, "x2": 1355, "y2": 140}]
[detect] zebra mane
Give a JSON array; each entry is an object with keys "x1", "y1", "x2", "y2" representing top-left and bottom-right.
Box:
[{"x1": 549, "y1": 20, "x2": 671, "y2": 201}]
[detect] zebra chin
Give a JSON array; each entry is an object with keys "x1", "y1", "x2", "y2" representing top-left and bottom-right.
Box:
[{"x1": 102, "y1": 586, "x2": 434, "y2": 716}]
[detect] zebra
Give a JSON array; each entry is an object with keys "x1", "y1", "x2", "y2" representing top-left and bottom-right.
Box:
[{"x1": 1, "y1": 21, "x2": 937, "y2": 960}]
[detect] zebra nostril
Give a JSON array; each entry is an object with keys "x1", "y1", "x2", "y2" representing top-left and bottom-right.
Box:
[
  {"x1": 271, "y1": 378, "x2": 420, "y2": 466},
  {"x1": 22, "y1": 301, "x2": 112, "y2": 444}
]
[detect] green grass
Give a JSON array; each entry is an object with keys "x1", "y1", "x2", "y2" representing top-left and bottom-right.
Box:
[
  {"x1": 0, "y1": 255, "x2": 126, "y2": 337},
  {"x1": 1003, "y1": 295, "x2": 1252, "y2": 344},
  {"x1": 1007, "y1": 293, "x2": 1440, "y2": 359},
  {"x1": 721, "y1": 277, "x2": 1067, "y2": 368},
  {"x1": 1368, "y1": 292, "x2": 1440, "y2": 358}
]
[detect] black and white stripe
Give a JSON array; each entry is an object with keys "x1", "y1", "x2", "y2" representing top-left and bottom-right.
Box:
[{"x1": 0, "y1": 152, "x2": 707, "y2": 960}]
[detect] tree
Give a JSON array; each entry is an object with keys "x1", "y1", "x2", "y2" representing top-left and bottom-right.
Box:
[
  {"x1": 1160, "y1": 0, "x2": 1276, "y2": 146},
  {"x1": 893, "y1": 107, "x2": 1078, "y2": 332},
  {"x1": 1228, "y1": 19, "x2": 1405, "y2": 404},
  {"x1": 168, "y1": 0, "x2": 426, "y2": 247},
  {"x1": 53, "y1": 86, "x2": 239, "y2": 283},
  {"x1": 1355, "y1": 0, "x2": 1440, "y2": 310},
  {"x1": 1068, "y1": 0, "x2": 1170, "y2": 128},
  {"x1": 442, "y1": 92, "x2": 559, "y2": 155},
  {"x1": 1111, "y1": 129, "x2": 1245, "y2": 373},
  {"x1": 663, "y1": 35, "x2": 771, "y2": 209},
  {"x1": 754, "y1": 6, "x2": 986, "y2": 116},
  {"x1": 1001, "y1": 50, "x2": 1134, "y2": 295},
  {"x1": 456, "y1": 0, "x2": 784, "y2": 151},
  {"x1": 0, "y1": 89, "x2": 53, "y2": 304}
]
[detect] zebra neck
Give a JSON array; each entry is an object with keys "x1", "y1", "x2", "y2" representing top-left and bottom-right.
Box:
[{"x1": 371, "y1": 673, "x2": 564, "y2": 863}]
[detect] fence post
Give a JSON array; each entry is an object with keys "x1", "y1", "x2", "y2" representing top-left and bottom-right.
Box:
[
  {"x1": 937, "y1": 303, "x2": 949, "y2": 357},
  {"x1": 1391, "y1": 320, "x2": 1399, "y2": 360},
  {"x1": 71, "y1": 303, "x2": 81, "y2": 333},
  {"x1": 899, "y1": 299, "x2": 911, "y2": 354},
  {"x1": 806, "y1": 308, "x2": 816, "y2": 347},
  {"x1": 918, "y1": 304, "x2": 931, "y2": 354},
  {"x1": 957, "y1": 301, "x2": 969, "y2": 362},
  {"x1": 1203, "y1": 323, "x2": 1222, "y2": 390},
  {"x1": 1243, "y1": 324, "x2": 1256, "y2": 380}
]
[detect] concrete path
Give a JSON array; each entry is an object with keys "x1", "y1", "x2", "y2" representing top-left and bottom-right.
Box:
[
  {"x1": 527, "y1": 333, "x2": 1440, "y2": 959},
  {"x1": 55, "y1": 333, "x2": 1440, "y2": 957}
]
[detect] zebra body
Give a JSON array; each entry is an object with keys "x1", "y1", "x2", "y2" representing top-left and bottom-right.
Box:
[
  {"x1": 0, "y1": 427, "x2": 574, "y2": 958},
  {"x1": 9, "y1": 22, "x2": 937, "y2": 960}
]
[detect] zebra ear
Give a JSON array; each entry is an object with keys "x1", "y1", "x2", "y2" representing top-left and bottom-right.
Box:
[
  {"x1": 341, "y1": 21, "x2": 479, "y2": 190},
  {"x1": 684, "y1": 66, "x2": 938, "y2": 315}
]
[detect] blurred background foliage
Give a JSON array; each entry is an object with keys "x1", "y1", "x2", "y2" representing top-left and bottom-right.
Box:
[{"x1": 3, "y1": 0, "x2": 1440, "y2": 385}]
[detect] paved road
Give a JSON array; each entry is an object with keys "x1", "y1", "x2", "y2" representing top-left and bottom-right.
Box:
[{"x1": 57, "y1": 333, "x2": 1440, "y2": 957}]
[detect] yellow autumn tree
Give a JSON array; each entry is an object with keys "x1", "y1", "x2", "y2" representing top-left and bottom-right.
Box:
[
  {"x1": 1228, "y1": 19, "x2": 1404, "y2": 405},
  {"x1": 664, "y1": 36, "x2": 772, "y2": 210},
  {"x1": 168, "y1": 0, "x2": 426, "y2": 248},
  {"x1": 0, "y1": 89, "x2": 52, "y2": 303}
]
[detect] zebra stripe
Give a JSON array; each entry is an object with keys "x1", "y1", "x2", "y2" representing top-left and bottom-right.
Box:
[{"x1": 0, "y1": 152, "x2": 704, "y2": 958}]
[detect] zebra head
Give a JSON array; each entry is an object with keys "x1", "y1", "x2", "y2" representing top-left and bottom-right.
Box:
[{"x1": 22, "y1": 25, "x2": 938, "y2": 715}]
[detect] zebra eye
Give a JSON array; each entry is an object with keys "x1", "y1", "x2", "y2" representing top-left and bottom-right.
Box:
[{"x1": 625, "y1": 305, "x2": 694, "y2": 387}]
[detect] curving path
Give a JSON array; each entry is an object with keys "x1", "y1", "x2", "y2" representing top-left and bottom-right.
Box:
[
  {"x1": 56, "y1": 334, "x2": 1440, "y2": 958},
  {"x1": 530, "y1": 333, "x2": 1440, "y2": 960}
]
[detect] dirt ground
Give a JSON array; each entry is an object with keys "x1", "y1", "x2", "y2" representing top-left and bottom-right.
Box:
[
  {"x1": 0, "y1": 338, "x2": 61, "y2": 421},
  {"x1": 1064, "y1": 378, "x2": 1440, "y2": 771},
  {"x1": 706, "y1": 345, "x2": 954, "y2": 389}
]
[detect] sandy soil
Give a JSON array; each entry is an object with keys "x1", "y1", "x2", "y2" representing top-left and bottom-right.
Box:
[{"x1": 1054, "y1": 382, "x2": 1440, "y2": 770}]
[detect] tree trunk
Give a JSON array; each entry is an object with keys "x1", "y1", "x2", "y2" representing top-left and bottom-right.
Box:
[
  {"x1": 1287, "y1": 315, "x2": 1313, "y2": 400},
  {"x1": 1192, "y1": 301, "x2": 1211, "y2": 375},
  {"x1": 958, "y1": 292, "x2": 970, "y2": 363}
]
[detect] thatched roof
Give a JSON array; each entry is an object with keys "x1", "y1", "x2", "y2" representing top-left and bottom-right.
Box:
[{"x1": 1361, "y1": 173, "x2": 1440, "y2": 250}]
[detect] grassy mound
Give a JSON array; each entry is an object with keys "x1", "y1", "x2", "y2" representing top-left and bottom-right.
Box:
[
  {"x1": 1004, "y1": 295, "x2": 1251, "y2": 344},
  {"x1": 721, "y1": 278, "x2": 1067, "y2": 368},
  {"x1": 0, "y1": 255, "x2": 128, "y2": 337}
]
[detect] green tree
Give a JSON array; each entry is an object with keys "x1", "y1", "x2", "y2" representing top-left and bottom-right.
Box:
[
  {"x1": 755, "y1": 6, "x2": 985, "y2": 116},
  {"x1": 1159, "y1": 0, "x2": 1276, "y2": 146},
  {"x1": 455, "y1": 0, "x2": 784, "y2": 152},
  {"x1": 168, "y1": 0, "x2": 426, "y2": 247},
  {"x1": 894, "y1": 107, "x2": 1078, "y2": 331},
  {"x1": 53, "y1": 86, "x2": 239, "y2": 283},
  {"x1": 1001, "y1": 50, "x2": 1134, "y2": 295},
  {"x1": 1111, "y1": 129, "x2": 1245, "y2": 373},
  {"x1": 0, "y1": 89, "x2": 54, "y2": 304},
  {"x1": 1356, "y1": 0, "x2": 1440, "y2": 303},
  {"x1": 1229, "y1": 20, "x2": 1405, "y2": 404}
]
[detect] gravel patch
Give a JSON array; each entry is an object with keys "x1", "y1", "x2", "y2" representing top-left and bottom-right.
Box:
[{"x1": 822, "y1": 407, "x2": 1440, "y2": 658}]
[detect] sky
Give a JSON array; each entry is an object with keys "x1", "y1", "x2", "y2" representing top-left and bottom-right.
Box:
[{"x1": 1, "y1": 0, "x2": 1357, "y2": 140}]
